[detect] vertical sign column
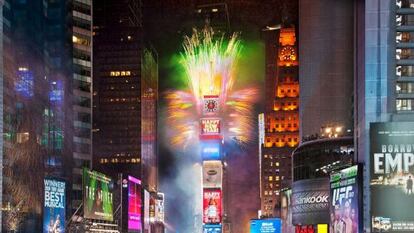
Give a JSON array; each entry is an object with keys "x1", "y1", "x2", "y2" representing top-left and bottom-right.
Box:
[{"x1": 201, "y1": 95, "x2": 223, "y2": 233}]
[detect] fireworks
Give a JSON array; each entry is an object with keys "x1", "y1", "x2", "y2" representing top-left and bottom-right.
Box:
[{"x1": 166, "y1": 27, "x2": 258, "y2": 149}]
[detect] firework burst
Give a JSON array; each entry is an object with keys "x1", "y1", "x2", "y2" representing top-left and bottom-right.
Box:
[{"x1": 166, "y1": 27, "x2": 258, "y2": 150}]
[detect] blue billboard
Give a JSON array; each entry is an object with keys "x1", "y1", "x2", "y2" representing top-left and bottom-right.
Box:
[
  {"x1": 43, "y1": 178, "x2": 66, "y2": 233},
  {"x1": 250, "y1": 219, "x2": 281, "y2": 233},
  {"x1": 203, "y1": 224, "x2": 222, "y2": 233},
  {"x1": 201, "y1": 141, "x2": 221, "y2": 160}
]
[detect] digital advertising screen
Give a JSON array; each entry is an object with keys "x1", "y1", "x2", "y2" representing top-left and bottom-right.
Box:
[
  {"x1": 250, "y1": 218, "x2": 281, "y2": 233},
  {"x1": 144, "y1": 190, "x2": 150, "y2": 231},
  {"x1": 155, "y1": 192, "x2": 165, "y2": 223},
  {"x1": 370, "y1": 122, "x2": 414, "y2": 232},
  {"x1": 83, "y1": 168, "x2": 114, "y2": 221},
  {"x1": 292, "y1": 178, "x2": 330, "y2": 225},
  {"x1": 43, "y1": 178, "x2": 65, "y2": 233},
  {"x1": 203, "y1": 95, "x2": 219, "y2": 115},
  {"x1": 281, "y1": 189, "x2": 294, "y2": 233},
  {"x1": 201, "y1": 141, "x2": 221, "y2": 160},
  {"x1": 204, "y1": 224, "x2": 222, "y2": 233},
  {"x1": 330, "y1": 165, "x2": 361, "y2": 233},
  {"x1": 203, "y1": 188, "x2": 222, "y2": 224},
  {"x1": 200, "y1": 118, "x2": 221, "y2": 135},
  {"x1": 128, "y1": 176, "x2": 142, "y2": 231},
  {"x1": 203, "y1": 161, "x2": 223, "y2": 188}
]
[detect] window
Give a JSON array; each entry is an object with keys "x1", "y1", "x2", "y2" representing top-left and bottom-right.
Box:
[{"x1": 397, "y1": 99, "x2": 413, "y2": 111}]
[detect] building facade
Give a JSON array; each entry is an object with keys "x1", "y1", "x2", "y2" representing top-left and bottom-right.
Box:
[
  {"x1": 260, "y1": 27, "x2": 299, "y2": 218},
  {"x1": 299, "y1": 0, "x2": 355, "y2": 139},
  {"x1": 92, "y1": 0, "x2": 159, "y2": 192},
  {"x1": 358, "y1": 0, "x2": 414, "y2": 231}
]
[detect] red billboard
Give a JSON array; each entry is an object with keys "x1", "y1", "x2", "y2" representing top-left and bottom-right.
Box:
[
  {"x1": 203, "y1": 189, "x2": 222, "y2": 224},
  {"x1": 200, "y1": 118, "x2": 221, "y2": 135}
]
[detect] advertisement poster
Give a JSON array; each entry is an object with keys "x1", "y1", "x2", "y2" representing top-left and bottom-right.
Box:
[
  {"x1": 281, "y1": 189, "x2": 294, "y2": 233},
  {"x1": 43, "y1": 178, "x2": 65, "y2": 233},
  {"x1": 203, "y1": 161, "x2": 223, "y2": 188},
  {"x1": 200, "y1": 118, "x2": 221, "y2": 135},
  {"x1": 292, "y1": 178, "x2": 330, "y2": 225},
  {"x1": 330, "y1": 165, "x2": 360, "y2": 233},
  {"x1": 128, "y1": 176, "x2": 142, "y2": 231},
  {"x1": 144, "y1": 190, "x2": 150, "y2": 232},
  {"x1": 250, "y1": 218, "x2": 281, "y2": 233},
  {"x1": 83, "y1": 168, "x2": 114, "y2": 221},
  {"x1": 370, "y1": 122, "x2": 414, "y2": 232},
  {"x1": 155, "y1": 192, "x2": 165, "y2": 223},
  {"x1": 201, "y1": 141, "x2": 221, "y2": 160},
  {"x1": 203, "y1": 189, "x2": 222, "y2": 224},
  {"x1": 204, "y1": 224, "x2": 222, "y2": 233}
]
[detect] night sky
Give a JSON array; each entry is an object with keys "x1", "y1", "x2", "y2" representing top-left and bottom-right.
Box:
[{"x1": 142, "y1": 1, "x2": 297, "y2": 232}]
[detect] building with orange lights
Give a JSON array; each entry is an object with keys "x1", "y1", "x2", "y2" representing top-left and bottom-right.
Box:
[{"x1": 259, "y1": 27, "x2": 299, "y2": 218}]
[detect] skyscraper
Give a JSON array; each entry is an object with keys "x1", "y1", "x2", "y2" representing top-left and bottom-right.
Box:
[
  {"x1": 260, "y1": 27, "x2": 299, "y2": 218},
  {"x1": 92, "y1": 0, "x2": 158, "y2": 192},
  {"x1": 70, "y1": 0, "x2": 93, "y2": 213},
  {"x1": 358, "y1": 0, "x2": 414, "y2": 231}
]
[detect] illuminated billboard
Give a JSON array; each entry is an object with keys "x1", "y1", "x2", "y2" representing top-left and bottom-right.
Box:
[
  {"x1": 43, "y1": 178, "x2": 65, "y2": 233},
  {"x1": 128, "y1": 176, "x2": 142, "y2": 231},
  {"x1": 83, "y1": 168, "x2": 114, "y2": 221},
  {"x1": 330, "y1": 165, "x2": 361, "y2": 233},
  {"x1": 204, "y1": 224, "x2": 222, "y2": 233},
  {"x1": 155, "y1": 192, "x2": 165, "y2": 223},
  {"x1": 250, "y1": 218, "x2": 281, "y2": 233},
  {"x1": 203, "y1": 95, "x2": 219, "y2": 115},
  {"x1": 203, "y1": 161, "x2": 223, "y2": 188},
  {"x1": 292, "y1": 178, "x2": 330, "y2": 225},
  {"x1": 370, "y1": 122, "x2": 414, "y2": 232},
  {"x1": 200, "y1": 118, "x2": 221, "y2": 135},
  {"x1": 144, "y1": 190, "x2": 150, "y2": 231},
  {"x1": 281, "y1": 189, "x2": 294, "y2": 233},
  {"x1": 201, "y1": 141, "x2": 221, "y2": 160},
  {"x1": 203, "y1": 188, "x2": 222, "y2": 224}
]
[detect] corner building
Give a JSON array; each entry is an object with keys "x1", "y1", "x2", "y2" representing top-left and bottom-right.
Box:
[{"x1": 260, "y1": 27, "x2": 298, "y2": 218}]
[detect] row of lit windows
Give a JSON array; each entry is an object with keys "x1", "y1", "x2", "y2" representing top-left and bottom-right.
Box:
[
  {"x1": 102, "y1": 97, "x2": 140, "y2": 103},
  {"x1": 397, "y1": 99, "x2": 414, "y2": 111},
  {"x1": 273, "y1": 101, "x2": 298, "y2": 111},
  {"x1": 264, "y1": 138, "x2": 299, "y2": 148},
  {"x1": 266, "y1": 124, "x2": 298, "y2": 132},
  {"x1": 396, "y1": 82, "x2": 414, "y2": 93},
  {"x1": 277, "y1": 86, "x2": 299, "y2": 98},
  {"x1": 264, "y1": 190, "x2": 280, "y2": 196},
  {"x1": 267, "y1": 176, "x2": 281, "y2": 182},
  {"x1": 109, "y1": 71, "x2": 132, "y2": 77},
  {"x1": 264, "y1": 182, "x2": 280, "y2": 189}
]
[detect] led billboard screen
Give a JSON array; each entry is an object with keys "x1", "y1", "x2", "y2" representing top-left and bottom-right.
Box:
[
  {"x1": 203, "y1": 161, "x2": 223, "y2": 188},
  {"x1": 203, "y1": 95, "x2": 219, "y2": 115},
  {"x1": 292, "y1": 178, "x2": 330, "y2": 225},
  {"x1": 204, "y1": 224, "x2": 222, "y2": 233},
  {"x1": 144, "y1": 190, "x2": 150, "y2": 231},
  {"x1": 128, "y1": 176, "x2": 142, "y2": 231},
  {"x1": 330, "y1": 165, "x2": 361, "y2": 233},
  {"x1": 201, "y1": 141, "x2": 221, "y2": 160},
  {"x1": 43, "y1": 178, "x2": 65, "y2": 233},
  {"x1": 83, "y1": 168, "x2": 114, "y2": 221},
  {"x1": 155, "y1": 192, "x2": 165, "y2": 223},
  {"x1": 370, "y1": 122, "x2": 414, "y2": 232},
  {"x1": 200, "y1": 118, "x2": 221, "y2": 135},
  {"x1": 203, "y1": 188, "x2": 222, "y2": 224},
  {"x1": 250, "y1": 218, "x2": 281, "y2": 233}
]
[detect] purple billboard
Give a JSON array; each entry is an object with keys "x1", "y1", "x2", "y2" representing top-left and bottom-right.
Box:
[{"x1": 128, "y1": 176, "x2": 142, "y2": 231}]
